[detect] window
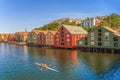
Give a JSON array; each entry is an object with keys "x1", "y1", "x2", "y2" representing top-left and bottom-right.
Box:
[
  {"x1": 67, "y1": 39, "x2": 70, "y2": 42},
  {"x1": 85, "y1": 42, "x2": 88, "y2": 46},
  {"x1": 85, "y1": 37, "x2": 88, "y2": 41},
  {"x1": 67, "y1": 34, "x2": 70, "y2": 37},
  {"x1": 91, "y1": 32, "x2": 94, "y2": 36},
  {"x1": 56, "y1": 39, "x2": 59, "y2": 41},
  {"x1": 104, "y1": 42, "x2": 109, "y2": 46},
  {"x1": 104, "y1": 36, "x2": 109, "y2": 40},
  {"x1": 114, "y1": 43, "x2": 118, "y2": 47},
  {"x1": 91, "y1": 37, "x2": 94, "y2": 40},
  {"x1": 61, "y1": 43, "x2": 64, "y2": 45},
  {"x1": 98, "y1": 33, "x2": 102, "y2": 36},
  {"x1": 105, "y1": 32, "x2": 109, "y2": 36},
  {"x1": 79, "y1": 41, "x2": 83, "y2": 45},
  {"x1": 113, "y1": 37, "x2": 118, "y2": 42},
  {"x1": 56, "y1": 35, "x2": 59, "y2": 37},
  {"x1": 91, "y1": 42, "x2": 95, "y2": 45},
  {"x1": 98, "y1": 37, "x2": 101, "y2": 41},
  {"x1": 98, "y1": 29, "x2": 102, "y2": 32},
  {"x1": 61, "y1": 35, "x2": 64, "y2": 38},
  {"x1": 98, "y1": 42, "x2": 102, "y2": 46},
  {"x1": 62, "y1": 31, "x2": 64, "y2": 34}
]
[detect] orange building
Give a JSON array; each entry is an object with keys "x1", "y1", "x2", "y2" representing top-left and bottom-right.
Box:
[
  {"x1": 4, "y1": 34, "x2": 10, "y2": 42},
  {"x1": 54, "y1": 25, "x2": 88, "y2": 49},
  {"x1": 0, "y1": 34, "x2": 4, "y2": 42},
  {"x1": 15, "y1": 32, "x2": 28, "y2": 42},
  {"x1": 46, "y1": 31, "x2": 56, "y2": 47}
]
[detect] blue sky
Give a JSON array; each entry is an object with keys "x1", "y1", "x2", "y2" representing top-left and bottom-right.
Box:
[{"x1": 0, "y1": 0, "x2": 120, "y2": 33}]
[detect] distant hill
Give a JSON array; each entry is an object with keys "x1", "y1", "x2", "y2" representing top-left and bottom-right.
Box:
[{"x1": 34, "y1": 18, "x2": 81, "y2": 30}]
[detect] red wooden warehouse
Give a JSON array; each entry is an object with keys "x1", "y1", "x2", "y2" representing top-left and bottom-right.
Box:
[
  {"x1": 54, "y1": 25, "x2": 88, "y2": 49},
  {"x1": 8, "y1": 34, "x2": 15, "y2": 42},
  {"x1": 37, "y1": 31, "x2": 47, "y2": 46}
]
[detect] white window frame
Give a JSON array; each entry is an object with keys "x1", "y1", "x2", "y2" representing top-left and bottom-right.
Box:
[
  {"x1": 91, "y1": 42, "x2": 95, "y2": 45},
  {"x1": 104, "y1": 42, "x2": 109, "y2": 46}
]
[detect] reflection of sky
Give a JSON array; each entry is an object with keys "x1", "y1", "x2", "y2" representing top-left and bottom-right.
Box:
[{"x1": 0, "y1": 44, "x2": 120, "y2": 80}]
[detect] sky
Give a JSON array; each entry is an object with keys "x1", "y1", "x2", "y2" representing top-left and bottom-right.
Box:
[{"x1": 0, "y1": 0, "x2": 120, "y2": 33}]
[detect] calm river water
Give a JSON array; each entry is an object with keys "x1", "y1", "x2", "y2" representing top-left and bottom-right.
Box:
[{"x1": 0, "y1": 43, "x2": 120, "y2": 80}]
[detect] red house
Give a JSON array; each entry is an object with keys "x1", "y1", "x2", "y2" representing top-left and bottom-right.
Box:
[
  {"x1": 54, "y1": 25, "x2": 88, "y2": 49},
  {"x1": 8, "y1": 34, "x2": 15, "y2": 42},
  {"x1": 37, "y1": 31, "x2": 47, "y2": 46}
]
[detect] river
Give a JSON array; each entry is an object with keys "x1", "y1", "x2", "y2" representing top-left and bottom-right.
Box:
[{"x1": 0, "y1": 43, "x2": 120, "y2": 80}]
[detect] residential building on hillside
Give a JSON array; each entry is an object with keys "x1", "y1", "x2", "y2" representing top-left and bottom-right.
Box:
[
  {"x1": 54, "y1": 25, "x2": 88, "y2": 49},
  {"x1": 77, "y1": 26, "x2": 120, "y2": 53},
  {"x1": 81, "y1": 17, "x2": 100, "y2": 28},
  {"x1": 46, "y1": 31, "x2": 56, "y2": 46}
]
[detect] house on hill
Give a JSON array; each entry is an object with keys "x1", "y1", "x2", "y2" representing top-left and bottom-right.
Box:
[
  {"x1": 77, "y1": 26, "x2": 120, "y2": 53},
  {"x1": 54, "y1": 25, "x2": 88, "y2": 49}
]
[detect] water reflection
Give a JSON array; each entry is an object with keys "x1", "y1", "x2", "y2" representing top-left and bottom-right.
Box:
[{"x1": 0, "y1": 44, "x2": 120, "y2": 80}]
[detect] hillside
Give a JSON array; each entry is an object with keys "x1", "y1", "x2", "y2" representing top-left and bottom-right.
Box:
[{"x1": 34, "y1": 18, "x2": 81, "y2": 30}]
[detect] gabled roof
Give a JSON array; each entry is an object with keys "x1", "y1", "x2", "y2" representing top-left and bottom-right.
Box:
[
  {"x1": 63, "y1": 25, "x2": 88, "y2": 34},
  {"x1": 15, "y1": 32, "x2": 28, "y2": 36},
  {"x1": 49, "y1": 31, "x2": 56, "y2": 35},
  {"x1": 101, "y1": 26, "x2": 120, "y2": 36},
  {"x1": 32, "y1": 30, "x2": 42, "y2": 34},
  {"x1": 39, "y1": 31, "x2": 48, "y2": 35}
]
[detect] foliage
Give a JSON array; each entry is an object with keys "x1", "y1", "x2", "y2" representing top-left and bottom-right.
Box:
[
  {"x1": 99, "y1": 13, "x2": 120, "y2": 29},
  {"x1": 34, "y1": 18, "x2": 81, "y2": 30}
]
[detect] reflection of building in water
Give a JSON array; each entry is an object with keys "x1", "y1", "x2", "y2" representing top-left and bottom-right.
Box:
[
  {"x1": 45, "y1": 48, "x2": 56, "y2": 59},
  {"x1": 100, "y1": 59, "x2": 120, "y2": 80},
  {"x1": 70, "y1": 50, "x2": 78, "y2": 66},
  {"x1": 78, "y1": 52, "x2": 120, "y2": 72},
  {"x1": 23, "y1": 46, "x2": 28, "y2": 55}
]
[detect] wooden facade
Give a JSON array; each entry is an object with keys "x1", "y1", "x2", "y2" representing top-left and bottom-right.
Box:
[
  {"x1": 15, "y1": 32, "x2": 20, "y2": 42},
  {"x1": 37, "y1": 31, "x2": 47, "y2": 46},
  {"x1": 0, "y1": 34, "x2": 4, "y2": 42},
  {"x1": 15, "y1": 32, "x2": 28, "y2": 42},
  {"x1": 4, "y1": 34, "x2": 10, "y2": 42},
  {"x1": 46, "y1": 31, "x2": 56, "y2": 47},
  {"x1": 20, "y1": 32, "x2": 28, "y2": 42},
  {"x1": 77, "y1": 26, "x2": 120, "y2": 53},
  {"x1": 8, "y1": 34, "x2": 15, "y2": 42},
  {"x1": 54, "y1": 25, "x2": 88, "y2": 49},
  {"x1": 27, "y1": 30, "x2": 41, "y2": 46}
]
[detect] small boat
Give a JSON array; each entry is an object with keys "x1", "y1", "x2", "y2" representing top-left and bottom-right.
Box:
[{"x1": 35, "y1": 62, "x2": 59, "y2": 72}]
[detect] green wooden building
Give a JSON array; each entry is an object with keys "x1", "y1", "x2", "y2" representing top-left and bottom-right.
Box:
[{"x1": 77, "y1": 26, "x2": 120, "y2": 53}]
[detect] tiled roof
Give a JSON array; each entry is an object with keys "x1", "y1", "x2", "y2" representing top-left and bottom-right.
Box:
[
  {"x1": 15, "y1": 32, "x2": 28, "y2": 36},
  {"x1": 63, "y1": 25, "x2": 88, "y2": 34}
]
